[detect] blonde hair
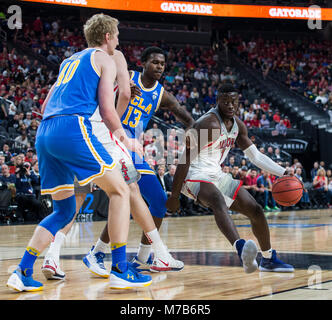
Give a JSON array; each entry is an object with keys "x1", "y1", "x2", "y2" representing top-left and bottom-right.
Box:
[
  {"x1": 317, "y1": 168, "x2": 326, "y2": 177},
  {"x1": 83, "y1": 14, "x2": 119, "y2": 47}
]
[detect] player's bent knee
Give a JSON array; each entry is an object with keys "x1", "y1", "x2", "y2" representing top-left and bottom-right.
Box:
[
  {"x1": 128, "y1": 182, "x2": 140, "y2": 195},
  {"x1": 39, "y1": 194, "x2": 76, "y2": 236},
  {"x1": 110, "y1": 180, "x2": 130, "y2": 199}
]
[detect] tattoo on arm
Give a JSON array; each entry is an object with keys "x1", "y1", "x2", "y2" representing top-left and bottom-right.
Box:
[{"x1": 160, "y1": 91, "x2": 194, "y2": 128}]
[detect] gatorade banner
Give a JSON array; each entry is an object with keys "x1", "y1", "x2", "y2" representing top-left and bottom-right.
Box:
[{"x1": 21, "y1": 0, "x2": 332, "y2": 20}]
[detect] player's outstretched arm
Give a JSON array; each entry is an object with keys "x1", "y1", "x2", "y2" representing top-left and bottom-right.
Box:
[
  {"x1": 166, "y1": 115, "x2": 220, "y2": 212},
  {"x1": 235, "y1": 117, "x2": 286, "y2": 177},
  {"x1": 160, "y1": 91, "x2": 195, "y2": 128}
]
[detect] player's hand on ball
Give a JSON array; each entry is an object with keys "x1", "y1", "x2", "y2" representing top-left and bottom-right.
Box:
[{"x1": 166, "y1": 196, "x2": 180, "y2": 213}]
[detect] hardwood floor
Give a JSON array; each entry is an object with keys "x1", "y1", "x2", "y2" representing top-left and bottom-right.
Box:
[{"x1": 1, "y1": 209, "x2": 332, "y2": 300}]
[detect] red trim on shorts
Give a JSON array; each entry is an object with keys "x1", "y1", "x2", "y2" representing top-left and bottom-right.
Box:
[
  {"x1": 109, "y1": 131, "x2": 128, "y2": 155},
  {"x1": 233, "y1": 180, "x2": 243, "y2": 200},
  {"x1": 186, "y1": 187, "x2": 197, "y2": 199},
  {"x1": 184, "y1": 179, "x2": 214, "y2": 184}
]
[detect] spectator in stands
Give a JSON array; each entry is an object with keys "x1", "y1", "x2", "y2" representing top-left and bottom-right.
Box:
[
  {"x1": 30, "y1": 160, "x2": 40, "y2": 198},
  {"x1": 311, "y1": 162, "x2": 319, "y2": 181},
  {"x1": 47, "y1": 50, "x2": 60, "y2": 64},
  {"x1": 191, "y1": 103, "x2": 203, "y2": 120},
  {"x1": 194, "y1": 68, "x2": 206, "y2": 81},
  {"x1": 24, "y1": 148, "x2": 35, "y2": 164},
  {"x1": 227, "y1": 156, "x2": 236, "y2": 168},
  {"x1": 243, "y1": 168, "x2": 259, "y2": 199},
  {"x1": 267, "y1": 109, "x2": 274, "y2": 124},
  {"x1": 15, "y1": 161, "x2": 44, "y2": 222},
  {"x1": 260, "y1": 98, "x2": 270, "y2": 112},
  {"x1": 164, "y1": 164, "x2": 176, "y2": 198},
  {"x1": 240, "y1": 158, "x2": 248, "y2": 169},
  {"x1": 283, "y1": 116, "x2": 291, "y2": 128},
  {"x1": 275, "y1": 119, "x2": 287, "y2": 136},
  {"x1": 312, "y1": 168, "x2": 329, "y2": 208},
  {"x1": 222, "y1": 165, "x2": 230, "y2": 174},
  {"x1": 272, "y1": 148, "x2": 283, "y2": 162},
  {"x1": 190, "y1": 87, "x2": 199, "y2": 100},
  {"x1": 320, "y1": 161, "x2": 326, "y2": 169},
  {"x1": 273, "y1": 110, "x2": 281, "y2": 124},
  {"x1": 295, "y1": 167, "x2": 310, "y2": 209},
  {"x1": 327, "y1": 176, "x2": 332, "y2": 208},
  {"x1": 23, "y1": 112, "x2": 33, "y2": 127},
  {"x1": 266, "y1": 147, "x2": 274, "y2": 159},
  {"x1": 239, "y1": 165, "x2": 248, "y2": 184},
  {"x1": 256, "y1": 170, "x2": 279, "y2": 212},
  {"x1": 0, "y1": 164, "x2": 16, "y2": 185},
  {"x1": 260, "y1": 113, "x2": 270, "y2": 129},
  {"x1": 14, "y1": 130, "x2": 30, "y2": 150},
  {"x1": 27, "y1": 119, "x2": 39, "y2": 139},
  {"x1": 326, "y1": 169, "x2": 332, "y2": 183},
  {"x1": 231, "y1": 166, "x2": 240, "y2": 179},
  {"x1": 18, "y1": 93, "x2": 33, "y2": 114},
  {"x1": 315, "y1": 90, "x2": 328, "y2": 105},
  {"x1": 156, "y1": 164, "x2": 166, "y2": 192},
  {"x1": 250, "y1": 114, "x2": 260, "y2": 128},
  {"x1": 0, "y1": 164, "x2": 14, "y2": 209}
]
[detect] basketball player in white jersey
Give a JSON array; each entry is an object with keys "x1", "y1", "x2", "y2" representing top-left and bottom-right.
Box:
[
  {"x1": 41, "y1": 49, "x2": 183, "y2": 280},
  {"x1": 166, "y1": 82, "x2": 294, "y2": 272}
]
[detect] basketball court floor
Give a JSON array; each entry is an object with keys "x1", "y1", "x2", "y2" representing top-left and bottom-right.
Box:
[{"x1": 1, "y1": 209, "x2": 332, "y2": 300}]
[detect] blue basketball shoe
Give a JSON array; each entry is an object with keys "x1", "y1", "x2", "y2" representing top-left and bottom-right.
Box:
[
  {"x1": 259, "y1": 250, "x2": 294, "y2": 272},
  {"x1": 236, "y1": 239, "x2": 258, "y2": 273},
  {"x1": 7, "y1": 267, "x2": 43, "y2": 292},
  {"x1": 131, "y1": 254, "x2": 153, "y2": 272},
  {"x1": 109, "y1": 264, "x2": 152, "y2": 289},
  {"x1": 83, "y1": 246, "x2": 109, "y2": 278}
]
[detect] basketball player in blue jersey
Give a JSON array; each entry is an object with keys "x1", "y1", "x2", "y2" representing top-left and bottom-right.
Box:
[
  {"x1": 85, "y1": 47, "x2": 195, "y2": 273},
  {"x1": 6, "y1": 14, "x2": 152, "y2": 292},
  {"x1": 40, "y1": 48, "x2": 184, "y2": 280}
]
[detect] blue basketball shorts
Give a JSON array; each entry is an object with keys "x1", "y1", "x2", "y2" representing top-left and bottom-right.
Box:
[
  {"x1": 36, "y1": 115, "x2": 115, "y2": 195},
  {"x1": 131, "y1": 151, "x2": 167, "y2": 218}
]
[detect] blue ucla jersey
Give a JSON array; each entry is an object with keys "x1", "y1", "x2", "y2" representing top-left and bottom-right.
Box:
[
  {"x1": 121, "y1": 71, "x2": 164, "y2": 139},
  {"x1": 43, "y1": 48, "x2": 102, "y2": 120}
]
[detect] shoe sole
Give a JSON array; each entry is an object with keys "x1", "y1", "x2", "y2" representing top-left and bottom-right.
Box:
[
  {"x1": 150, "y1": 266, "x2": 184, "y2": 273},
  {"x1": 41, "y1": 267, "x2": 65, "y2": 280},
  {"x1": 259, "y1": 266, "x2": 294, "y2": 273},
  {"x1": 109, "y1": 277, "x2": 152, "y2": 290},
  {"x1": 241, "y1": 240, "x2": 258, "y2": 274},
  {"x1": 7, "y1": 273, "x2": 43, "y2": 292},
  {"x1": 83, "y1": 257, "x2": 109, "y2": 278}
]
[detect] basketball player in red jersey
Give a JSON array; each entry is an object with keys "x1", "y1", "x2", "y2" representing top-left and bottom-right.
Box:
[{"x1": 166, "y1": 82, "x2": 294, "y2": 272}]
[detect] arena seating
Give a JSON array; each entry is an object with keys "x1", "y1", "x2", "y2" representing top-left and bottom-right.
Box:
[{"x1": 0, "y1": 13, "x2": 331, "y2": 224}]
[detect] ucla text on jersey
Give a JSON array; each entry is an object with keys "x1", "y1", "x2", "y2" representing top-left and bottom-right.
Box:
[{"x1": 120, "y1": 71, "x2": 164, "y2": 139}]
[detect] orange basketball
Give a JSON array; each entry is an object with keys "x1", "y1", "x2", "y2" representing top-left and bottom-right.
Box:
[{"x1": 272, "y1": 176, "x2": 304, "y2": 206}]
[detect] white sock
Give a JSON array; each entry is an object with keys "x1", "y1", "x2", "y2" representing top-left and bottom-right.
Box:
[
  {"x1": 146, "y1": 228, "x2": 168, "y2": 257},
  {"x1": 261, "y1": 248, "x2": 273, "y2": 259},
  {"x1": 47, "y1": 231, "x2": 66, "y2": 261},
  {"x1": 92, "y1": 239, "x2": 109, "y2": 254},
  {"x1": 137, "y1": 243, "x2": 152, "y2": 263}
]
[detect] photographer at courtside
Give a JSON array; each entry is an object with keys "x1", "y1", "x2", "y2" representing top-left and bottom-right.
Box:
[{"x1": 15, "y1": 161, "x2": 45, "y2": 222}]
